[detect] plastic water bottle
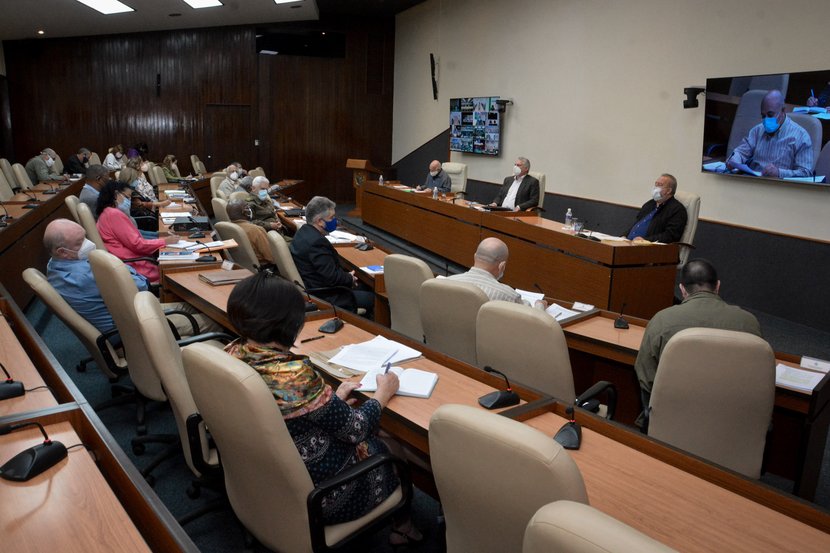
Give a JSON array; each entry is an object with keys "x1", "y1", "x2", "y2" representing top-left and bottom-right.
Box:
[
  {"x1": 565, "y1": 208, "x2": 573, "y2": 228},
  {"x1": 432, "y1": 187, "x2": 439, "y2": 199},
  {"x1": 378, "y1": 175, "x2": 384, "y2": 187}
]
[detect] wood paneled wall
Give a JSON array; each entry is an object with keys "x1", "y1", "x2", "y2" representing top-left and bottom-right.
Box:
[{"x1": 3, "y1": 17, "x2": 394, "y2": 202}]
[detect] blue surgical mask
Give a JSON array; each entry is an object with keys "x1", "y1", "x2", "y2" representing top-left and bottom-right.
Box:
[
  {"x1": 257, "y1": 189, "x2": 269, "y2": 201},
  {"x1": 118, "y1": 195, "x2": 131, "y2": 214},
  {"x1": 324, "y1": 217, "x2": 338, "y2": 232},
  {"x1": 763, "y1": 116, "x2": 781, "y2": 134}
]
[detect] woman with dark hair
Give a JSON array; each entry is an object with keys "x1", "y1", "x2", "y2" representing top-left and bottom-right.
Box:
[
  {"x1": 95, "y1": 180, "x2": 167, "y2": 282},
  {"x1": 225, "y1": 272, "x2": 421, "y2": 542}
]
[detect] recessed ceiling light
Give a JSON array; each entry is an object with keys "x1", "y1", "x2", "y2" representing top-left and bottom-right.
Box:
[
  {"x1": 183, "y1": 0, "x2": 223, "y2": 8},
  {"x1": 274, "y1": 0, "x2": 302, "y2": 5},
  {"x1": 74, "y1": 0, "x2": 134, "y2": 15}
]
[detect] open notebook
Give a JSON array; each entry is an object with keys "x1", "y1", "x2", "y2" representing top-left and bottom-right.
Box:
[{"x1": 359, "y1": 367, "x2": 438, "y2": 399}]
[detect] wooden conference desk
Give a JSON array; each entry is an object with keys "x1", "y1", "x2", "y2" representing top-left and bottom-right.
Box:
[
  {"x1": 559, "y1": 308, "x2": 830, "y2": 501},
  {"x1": 361, "y1": 182, "x2": 679, "y2": 319}
]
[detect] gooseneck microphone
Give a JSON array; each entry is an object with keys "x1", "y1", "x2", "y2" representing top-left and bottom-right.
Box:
[
  {"x1": 0, "y1": 202, "x2": 13, "y2": 228},
  {"x1": 291, "y1": 280, "x2": 320, "y2": 313},
  {"x1": 553, "y1": 405, "x2": 582, "y2": 450},
  {"x1": 478, "y1": 366, "x2": 520, "y2": 409},
  {"x1": 614, "y1": 303, "x2": 629, "y2": 329},
  {"x1": 318, "y1": 298, "x2": 344, "y2": 334},
  {"x1": 0, "y1": 362, "x2": 25, "y2": 400},
  {"x1": 0, "y1": 422, "x2": 67, "y2": 481},
  {"x1": 41, "y1": 181, "x2": 58, "y2": 195},
  {"x1": 194, "y1": 240, "x2": 217, "y2": 263}
]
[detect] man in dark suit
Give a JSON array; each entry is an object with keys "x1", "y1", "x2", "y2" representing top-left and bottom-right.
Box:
[
  {"x1": 490, "y1": 157, "x2": 540, "y2": 211},
  {"x1": 289, "y1": 195, "x2": 373, "y2": 316},
  {"x1": 625, "y1": 173, "x2": 687, "y2": 243},
  {"x1": 64, "y1": 147, "x2": 91, "y2": 176}
]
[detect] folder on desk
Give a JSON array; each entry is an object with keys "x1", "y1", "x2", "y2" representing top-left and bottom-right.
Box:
[
  {"x1": 198, "y1": 268, "x2": 253, "y2": 286},
  {"x1": 359, "y1": 366, "x2": 438, "y2": 399}
]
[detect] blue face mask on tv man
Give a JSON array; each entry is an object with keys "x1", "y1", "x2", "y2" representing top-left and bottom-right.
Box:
[{"x1": 763, "y1": 116, "x2": 781, "y2": 134}]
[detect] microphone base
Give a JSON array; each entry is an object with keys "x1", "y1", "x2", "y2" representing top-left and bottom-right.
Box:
[
  {"x1": 188, "y1": 232, "x2": 206, "y2": 239},
  {"x1": 0, "y1": 441, "x2": 67, "y2": 481},
  {"x1": 477, "y1": 390, "x2": 520, "y2": 410},
  {"x1": 553, "y1": 421, "x2": 582, "y2": 450},
  {"x1": 41, "y1": 190, "x2": 58, "y2": 195},
  {"x1": 614, "y1": 317, "x2": 630, "y2": 329},
  {"x1": 577, "y1": 233, "x2": 601, "y2": 242},
  {"x1": 304, "y1": 302, "x2": 319, "y2": 312},
  {"x1": 196, "y1": 255, "x2": 217, "y2": 263},
  {"x1": 0, "y1": 381, "x2": 25, "y2": 400},
  {"x1": 319, "y1": 317, "x2": 344, "y2": 334}
]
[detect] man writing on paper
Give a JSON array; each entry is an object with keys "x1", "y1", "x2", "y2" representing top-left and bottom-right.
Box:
[
  {"x1": 490, "y1": 157, "x2": 540, "y2": 211},
  {"x1": 447, "y1": 237, "x2": 545, "y2": 308},
  {"x1": 726, "y1": 89, "x2": 813, "y2": 178},
  {"x1": 634, "y1": 259, "x2": 762, "y2": 415},
  {"x1": 416, "y1": 160, "x2": 452, "y2": 193},
  {"x1": 625, "y1": 173, "x2": 687, "y2": 243}
]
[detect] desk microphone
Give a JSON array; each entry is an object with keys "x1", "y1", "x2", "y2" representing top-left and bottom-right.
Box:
[
  {"x1": 318, "y1": 299, "x2": 344, "y2": 334},
  {"x1": 20, "y1": 189, "x2": 40, "y2": 208},
  {"x1": 478, "y1": 366, "x2": 520, "y2": 409},
  {"x1": 0, "y1": 202, "x2": 13, "y2": 228},
  {"x1": 41, "y1": 181, "x2": 58, "y2": 195},
  {"x1": 0, "y1": 422, "x2": 67, "y2": 482},
  {"x1": 553, "y1": 405, "x2": 582, "y2": 450},
  {"x1": 614, "y1": 303, "x2": 629, "y2": 330},
  {"x1": 577, "y1": 220, "x2": 600, "y2": 242},
  {"x1": 0, "y1": 362, "x2": 25, "y2": 400},
  {"x1": 292, "y1": 280, "x2": 320, "y2": 313},
  {"x1": 193, "y1": 240, "x2": 217, "y2": 263}
]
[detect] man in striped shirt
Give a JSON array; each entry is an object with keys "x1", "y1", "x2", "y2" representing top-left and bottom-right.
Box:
[{"x1": 726, "y1": 89, "x2": 813, "y2": 178}]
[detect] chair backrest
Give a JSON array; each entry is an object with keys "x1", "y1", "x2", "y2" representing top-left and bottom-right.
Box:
[
  {"x1": 52, "y1": 154, "x2": 64, "y2": 175},
  {"x1": 0, "y1": 167, "x2": 14, "y2": 201},
  {"x1": 22, "y1": 267, "x2": 124, "y2": 380},
  {"x1": 420, "y1": 278, "x2": 489, "y2": 365},
  {"x1": 266, "y1": 230, "x2": 304, "y2": 287},
  {"x1": 190, "y1": 155, "x2": 201, "y2": 175},
  {"x1": 384, "y1": 254, "x2": 433, "y2": 341},
  {"x1": 88, "y1": 152, "x2": 102, "y2": 166},
  {"x1": 528, "y1": 171, "x2": 546, "y2": 208},
  {"x1": 442, "y1": 162, "x2": 468, "y2": 195},
  {"x1": 12, "y1": 162, "x2": 31, "y2": 189},
  {"x1": 476, "y1": 301, "x2": 575, "y2": 401},
  {"x1": 649, "y1": 327, "x2": 775, "y2": 478},
  {"x1": 215, "y1": 221, "x2": 260, "y2": 272},
  {"x1": 210, "y1": 174, "x2": 226, "y2": 197},
  {"x1": 134, "y1": 292, "x2": 217, "y2": 477},
  {"x1": 814, "y1": 140, "x2": 830, "y2": 180},
  {"x1": 146, "y1": 164, "x2": 159, "y2": 187},
  {"x1": 151, "y1": 165, "x2": 168, "y2": 185},
  {"x1": 0, "y1": 158, "x2": 15, "y2": 192},
  {"x1": 523, "y1": 501, "x2": 673, "y2": 553},
  {"x1": 89, "y1": 249, "x2": 167, "y2": 401},
  {"x1": 211, "y1": 197, "x2": 230, "y2": 223},
  {"x1": 726, "y1": 90, "x2": 768, "y2": 158},
  {"x1": 76, "y1": 202, "x2": 106, "y2": 250},
  {"x1": 64, "y1": 195, "x2": 81, "y2": 224},
  {"x1": 195, "y1": 160, "x2": 207, "y2": 175},
  {"x1": 788, "y1": 113, "x2": 822, "y2": 171},
  {"x1": 248, "y1": 167, "x2": 265, "y2": 178},
  {"x1": 429, "y1": 404, "x2": 588, "y2": 553},
  {"x1": 182, "y1": 342, "x2": 315, "y2": 552},
  {"x1": 672, "y1": 190, "x2": 700, "y2": 267}
]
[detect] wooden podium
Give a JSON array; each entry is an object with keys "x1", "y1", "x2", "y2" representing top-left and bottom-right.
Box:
[{"x1": 346, "y1": 158, "x2": 382, "y2": 217}]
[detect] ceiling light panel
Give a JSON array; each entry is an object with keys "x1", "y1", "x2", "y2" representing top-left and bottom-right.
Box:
[{"x1": 74, "y1": 0, "x2": 134, "y2": 15}]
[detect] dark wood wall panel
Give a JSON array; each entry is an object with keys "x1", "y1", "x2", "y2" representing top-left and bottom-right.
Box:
[{"x1": 4, "y1": 18, "x2": 393, "y2": 203}]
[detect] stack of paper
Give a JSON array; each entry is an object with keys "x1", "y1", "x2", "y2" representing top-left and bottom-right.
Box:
[
  {"x1": 775, "y1": 364, "x2": 825, "y2": 393},
  {"x1": 328, "y1": 335, "x2": 422, "y2": 372},
  {"x1": 516, "y1": 289, "x2": 544, "y2": 305}
]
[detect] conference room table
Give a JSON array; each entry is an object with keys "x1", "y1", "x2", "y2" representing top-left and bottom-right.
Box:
[{"x1": 361, "y1": 181, "x2": 679, "y2": 319}]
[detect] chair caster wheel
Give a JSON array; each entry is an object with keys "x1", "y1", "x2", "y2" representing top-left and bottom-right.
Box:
[{"x1": 132, "y1": 442, "x2": 146, "y2": 455}]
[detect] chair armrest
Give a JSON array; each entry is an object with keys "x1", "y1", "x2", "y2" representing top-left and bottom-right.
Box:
[
  {"x1": 164, "y1": 307, "x2": 200, "y2": 336},
  {"x1": 307, "y1": 453, "x2": 412, "y2": 552},
  {"x1": 576, "y1": 380, "x2": 617, "y2": 420},
  {"x1": 185, "y1": 413, "x2": 222, "y2": 478},
  {"x1": 177, "y1": 332, "x2": 235, "y2": 347},
  {"x1": 95, "y1": 328, "x2": 127, "y2": 380},
  {"x1": 123, "y1": 256, "x2": 159, "y2": 265}
]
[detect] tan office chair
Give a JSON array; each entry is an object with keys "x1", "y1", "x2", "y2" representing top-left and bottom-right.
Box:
[
  {"x1": 52, "y1": 154, "x2": 64, "y2": 175},
  {"x1": 788, "y1": 113, "x2": 822, "y2": 171},
  {"x1": 211, "y1": 197, "x2": 230, "y2": 223},
  {"x1": 88, "y1": 152, "x2": 102, "y2": 166},
  {"x1": 420, "y1": 279, "x2": 488, "y2": 365},
  {"x1": 528, "y1": 171, "x2": 546, "y2": 208},
  {"x1": 215, "y1": 221, "x2": 260, "y2": 272},
  {"x1": 210, "y1": 174, "x2": 227, "y2": 198},
  {"x1": 12, "y1": 162, "x2": 32, "y2": 189},
  {"x1": 384, "y1": 254, "x2": 433, "y2": 341},
  {"x1": 22, "y1": 268, "x2": 126, "y2": 381},
  {"x1": 190, "y1": 155, "x2": 202, "y2": 175},
  {"x1": 647, "y1": 327, "x2": 775, "y2": 478},
  {"x1": 266, "y1": 230, "x2": 304, "y2": 287},
  {"x1": 523, "y1": 501, "x2": 674, "y2": 553},
  {"x1": 146, "y1": 163, "x2": 159, "y2": 188},
  {"x1": 725, "y1": 90, "x2": 768, "y2": 160},
  {"x1": 0, "y1": 167, "x2": 14, "y2": 201},
  {"x1": 151, "y1": 165, "x2": 168, "y2": 186},
  {"x1": 76, "y1": 202, "x2": 107, "y2": 250},
  {"x1": 182, "y1": 342, "x2": 412, "y2": 552},
  {"x1": 441, "y1": 162, "x2": 468, "y2": 195},
  {"x1": 248, "y1": 167, "x2": 265, "y2": 178},
  {"x1": 430, "y1": 404, "x2": 588, "y2": 553},
  {"x1": 0, "y1": 158, "x2": 15, "y2": 190},
  {"x1": 814, "y1": 140, "x2": 830, "y2": 181},
  {"x1": 195, "y1": 159, "x2": 207, "y2": 175},
  {"x1": 64, "y1": 195, "x2": 81, "y2": 224},
  {"x1": 728, "y1": 73, "x2": 789, "y2": 99},
  {"x1": 672, "y1": 190, "x2": 700, "y2": 268}
]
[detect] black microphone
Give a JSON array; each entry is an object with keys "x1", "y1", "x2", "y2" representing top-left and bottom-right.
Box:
[
  {"x1": 186, "y1": 215, "x2": 206, "y2": 238},
  {"x1": 346, "y1": 225, "x2": 374, "y2": 251},
  {"x1": 193, "y1": 240, "x2": 217, "y2": 263},
  {"x1": 41, "y1": 181, "x2": 58, "y2": 195},
  {"x1": 0, "y1": 362, "x2": 25, "y2": 400},
  {"x1": 0, "y1": 202, "x2": 13, "y2": 228},
  {"x1": 553, "y1": 404, "x2": 582, "y2": 450},
  {"x1": 20, "y1": 189, "x2": 40, "y2": 209},
  {"x1": 318, "y1": 298, "x2": 343, "y2": 334},
  {"x1": 614, "y1": 302, "x2": 629, "y2": 329},
  {"x1": 577, "y1": 220, "x2": 600, "y2": 241},
  {"x1": 478, "y1": 366, "x2": 520, "y2": 409},
  {"x1": 444, "y1": 259, "x2": 450, "y2": 277},
  {"x1": 291, "y1": 280, "x2": 320, "y2": 313},
  {"x1": 0, "y1": 422, "x2": 67, "y2": 481}
]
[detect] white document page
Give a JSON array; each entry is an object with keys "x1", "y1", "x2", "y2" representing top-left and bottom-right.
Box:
[{"x1": 775, "y1": 364, "x2": 825, "y2": 393}]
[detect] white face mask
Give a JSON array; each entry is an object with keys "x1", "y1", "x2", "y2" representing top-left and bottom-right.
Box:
[
  {"x1": 45, "y1": 156, "x2": 55, "y2": 167},
  {"x1": 140, "y1": 163, "x2": 149, "y2": 172},
  {"x1": 230, "y1": 171, "x2": 239, "y2": 181},
  {"x1": 651, "y1": 187, "x2": 663, "y2": 203},
  {"x1": 429, "y1": 170, "x2": 439, "y2": 177},
  {"x1": 76, "y1": 239, "x2": 96, "y2": 260},
  {"x1": 513, "y1": 165, "x2": 522, "y2": 176},
  {"x1": 115, "y1": 152, "x2": 123, "y2": 159}
]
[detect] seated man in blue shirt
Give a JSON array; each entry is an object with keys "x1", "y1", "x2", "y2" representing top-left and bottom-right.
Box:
[
  {"x1": 44, "y1": 218, "x2": 216, "y2": 337},
  {"x1": 416, "y1": 160, "x2": 452, "y2": 194},
  {"x1": 78, "y1": 164, "x2": 110, "y2": 215}
]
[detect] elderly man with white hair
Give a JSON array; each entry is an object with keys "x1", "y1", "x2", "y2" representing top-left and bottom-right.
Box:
[
  {"x1": 25, "y1": 148, "x2": 68, "y2": 185},
  {"x1": 244, "y1": 175, "x2": 295, "y2": 239}
]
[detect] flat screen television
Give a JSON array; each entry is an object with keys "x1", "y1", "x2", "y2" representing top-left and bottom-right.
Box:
[
  {"x1": 701, "y1": 69, "x2": 830, "y2": 186},
  {"x1": 449, "y1": 96, "x2": 501, "y2": 156}
]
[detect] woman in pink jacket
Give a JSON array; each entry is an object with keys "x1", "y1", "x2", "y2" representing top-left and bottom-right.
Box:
[{"x1": 96, "y1": 180, "x2": 166, "y2": 282}]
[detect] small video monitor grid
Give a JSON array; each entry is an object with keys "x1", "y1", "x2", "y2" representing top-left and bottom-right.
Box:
[{"x1": 450, "y1": 96, "x2": 501, "y2": 155}]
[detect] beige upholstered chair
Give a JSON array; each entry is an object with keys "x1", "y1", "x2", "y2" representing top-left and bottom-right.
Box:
[
  {"x1": 76, "y1": 202, "x2": 107, "y2": 250},
  {"x1": 441, "y1": 162, "x2": 468, "y2": 195},
  {"x1": 789, "y1": 113, "x2": 822, "y2": 171},
  {"x1": 726, "y1": 90, "x2": 768, "y2": 160},
  {"x1": 266, "y1": 230, "x2": 304, "y2": 287},
  {"x1": 182, "y1": 342, "x2": 411, "y2": 552},
  {"x1": 814, "y1": 140, "x2": 830, "y2": 180},
  {"x1": 420, "y1": 279, "x2": 488, "y2": 365},
  {"x1": 190, "y1": 155, "x2": 202, "y2": 175},
  {"x1": 248, "y1": 167, "x2": 265, "y2": 178},
  {"x1": 728, "y1": 73, "x2": 789, "y2": 99},
  {"x1": 146, "y1": 163, "x2": 159, "y2": 187},
  {"x1": 528, "y1": 171, "x2": 546, "y2": 208},
  {"x1": 0, "y1": 168, "x2": 14, "y2": 201},
  {"x1": 215, "y1": 221, "x2": 260, "y2": 272},
  {"x1": 0, "y1": 158, "x2": 15, "y2": 190},
  {"x1": 64, "y1": 195, "x2": 81, "y2": 224},
  {"x1": 22, "y1": 268, "x2": 126, "y2": 381},
  {"x1": 476, "y1": 301, "x2": 576, "y2": 401},
  {"x1": 211, "y1": 197, "x2": 230, "y2": 223},
  {"x1": 88, "y1": 152, "x2": 102, "y2": 166},
  {"x1": 430, "y1": 404, "x2": 588, "y2": 553},
  {"x1": 12, "y1": 162, "x2": 31, "y2": 189},
  {"x1": 672, "y1": 190, "x2": 700, "y2": 268},
  {"x1": 52, "y1": 154, "x2": 64, "y2": 175},
  {"x1": 209, "y1": 173, "x2": 227, "y2": 198},
  {"x1": 384, "y1": 254, "x2": 433, "y2": 341},
  {"x1": 523, "y1": 501, "x2": 674, "y2": 553},
  {"x1": 195, "y1": 159, "x2": 207, "y2": 175},
  {"x1": 648, "y1": 327, "x2": 775, "y2": 478},
  {"x1": 151, "y1": 165, "x2": 168, "y2": 186}
]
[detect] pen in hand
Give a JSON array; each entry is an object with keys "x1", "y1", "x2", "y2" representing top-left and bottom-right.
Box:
[{"x1": 383, "y1": 362, "x2": 391, "y2": 374}]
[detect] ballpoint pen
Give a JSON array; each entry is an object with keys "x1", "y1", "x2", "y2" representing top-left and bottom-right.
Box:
[
  {"x1": 300, "y1": 335, "x2": 325, "y2": 343},
  {"x1": 383, "y1": 362, "x2": 391, "y2": 374}
]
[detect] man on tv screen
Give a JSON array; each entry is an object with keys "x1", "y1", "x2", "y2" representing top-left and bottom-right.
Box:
[{"x1": 726, "y1": 89, "x2": 813, "y2": 178}]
